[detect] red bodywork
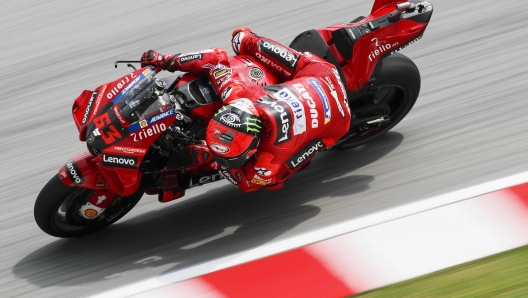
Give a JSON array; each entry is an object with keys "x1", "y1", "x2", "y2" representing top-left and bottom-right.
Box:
[
  {"x1": 313, "y1": 0, "x2": 431, "y2": 90},
  {"x1": 58, "y1": 0, "x2": 432, "y2": 209},
  {"x1": 61, "y1": 55, "x2": 279, "y2": 206}
]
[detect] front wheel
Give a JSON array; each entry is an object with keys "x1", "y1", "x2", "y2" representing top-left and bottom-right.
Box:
[
  {"x1": 338, "y1": 53, "x2": 421, "y2": 148},
  {"x1": 34, "y1": 175, "x2": 143, "y2": 238}
]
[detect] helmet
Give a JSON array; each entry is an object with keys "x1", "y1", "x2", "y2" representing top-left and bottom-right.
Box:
[{"x1": 206, "y1": 98, "x2": 262, "y2": 168}]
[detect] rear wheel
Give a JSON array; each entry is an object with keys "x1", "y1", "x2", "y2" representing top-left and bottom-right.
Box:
[
  {"x1": 34, "y1": 175, "x2": 143, "y2": 238},
  {"x1": 338, "y1": 53, "x2": 421, "y2": 148}
]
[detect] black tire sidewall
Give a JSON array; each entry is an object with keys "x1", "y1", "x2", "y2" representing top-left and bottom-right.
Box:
[
  {"x1": 371, "y1": 52, "x2": 421, "y2": 125},
  {"x1": 34, "y1": 175, "x2": 79, "y2": 237},
  {"x1": 341, "y1": 53, "x2": 421, "y2": 148},
  {"x1": 34, "y1": 175, "x2": 142, "y2": 238}
]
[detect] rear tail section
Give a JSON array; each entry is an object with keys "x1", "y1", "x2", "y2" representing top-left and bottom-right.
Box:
[
  {"x1": 371, "y1": 0, "x2": 406, "y2": 14},
  {"x1": 289, "y1": 1, "x2": 433, "y2": 90}
]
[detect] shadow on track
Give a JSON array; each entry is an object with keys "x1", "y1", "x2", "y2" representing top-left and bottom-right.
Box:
[{"x1": 13, "y1": 132, "x2": 403, "y2": 288}]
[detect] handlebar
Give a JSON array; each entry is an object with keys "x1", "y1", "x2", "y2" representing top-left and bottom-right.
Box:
[{"x1": 114, "y1": 60, "x2": 141, "y2": 69}]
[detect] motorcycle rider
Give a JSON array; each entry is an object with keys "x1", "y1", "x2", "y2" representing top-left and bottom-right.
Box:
[{"x1": 141, "y1": 28, "x2": 351, "y2": 192}]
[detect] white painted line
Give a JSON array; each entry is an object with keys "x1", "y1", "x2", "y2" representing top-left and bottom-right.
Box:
[
  {"x1": 307, "y1": 189, "x2": 528, "y2": 291},
  {"x1": 90, "y1": 171, "x2": 528, "y2": 298},
  {"x1": 181, "y1": 226, "x2": 241, "y2": 250}
]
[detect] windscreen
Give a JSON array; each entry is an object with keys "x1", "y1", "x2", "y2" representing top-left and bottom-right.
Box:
[{"x1": 117, "y1": 72, "x2": 173, "y2": 125}]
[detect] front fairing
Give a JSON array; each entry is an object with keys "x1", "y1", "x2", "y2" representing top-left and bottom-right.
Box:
[{"x1": 85, "y1": 67, "x2": 179, "y2": 170}]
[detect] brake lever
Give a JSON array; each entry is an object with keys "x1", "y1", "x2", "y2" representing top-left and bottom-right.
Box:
[{"x1": 114, "y1": 60, "x2": 141, "y2": 69}]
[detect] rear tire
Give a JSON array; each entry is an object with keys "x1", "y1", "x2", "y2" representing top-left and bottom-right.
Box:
[
  {"x1": 338, "y1": 53, "x2": 420, "y2": 148},
  {"x1": 34, "y1": 175, "x2": 143, "y2": 238}
]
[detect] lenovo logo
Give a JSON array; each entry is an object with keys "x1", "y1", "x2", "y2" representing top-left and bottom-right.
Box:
[{"x1": 102, "y1": 154, "x2": 137, "y2": 169}]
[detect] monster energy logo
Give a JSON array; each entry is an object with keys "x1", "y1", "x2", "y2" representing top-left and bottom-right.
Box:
[
  {"x1": 215, "y1": 106, "x2": 228, "y2": 117},
  {"x1": 245, "y1": 117, "x2": 262, "y2": 133}
]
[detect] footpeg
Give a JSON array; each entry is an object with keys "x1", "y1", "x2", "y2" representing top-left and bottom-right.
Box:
[
  {"x1": 351, "y1": 115, "x2": 390, "y2": 132},
  {"x1": 361, "y1": 116, "x2": 390, "y2": 131},
  {"x1": 366, "y1": 116, "x2": 390, "y2": 126}
]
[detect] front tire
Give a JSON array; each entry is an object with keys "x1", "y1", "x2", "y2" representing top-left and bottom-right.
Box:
[
  {"x1": 338, "y1": 53, "x2": 421, "y2": 148},
  {"x1": 34, "y1": 175, "x2": 143, "y2": 238}
]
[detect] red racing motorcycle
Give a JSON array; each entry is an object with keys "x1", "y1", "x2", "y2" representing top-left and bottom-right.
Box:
[{"x1": 34, "y1": 0, "x2": 433, "y2": 237}]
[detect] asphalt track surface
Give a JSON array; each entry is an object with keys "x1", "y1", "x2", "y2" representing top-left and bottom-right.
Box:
[{"x1": 1, "y1": 1, "x2": 527, "y2": 297}]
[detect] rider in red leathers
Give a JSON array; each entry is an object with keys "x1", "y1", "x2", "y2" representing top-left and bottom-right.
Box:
[{"x1": 141, "y1": 28, "x2": 351, "y2": 192}]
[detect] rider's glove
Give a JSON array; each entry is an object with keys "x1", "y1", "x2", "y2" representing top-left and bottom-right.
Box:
[
  {"x1": 231, "y1": 27, "x2": 253, "y2": 55},
  {"x1": 186, "y1": 141, "x2": 214, "y2": 165},
  {"x1": 140, "y1": 50, "x2": 166, "y2": 72}
]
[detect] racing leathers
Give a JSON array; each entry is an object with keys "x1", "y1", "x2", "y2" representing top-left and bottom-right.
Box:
[{"x1": 141, "y1": 28, "x2": 351, "y2": 192}]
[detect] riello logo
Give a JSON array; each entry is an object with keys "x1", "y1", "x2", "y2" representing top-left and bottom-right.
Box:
[
  {"x1": 368, "y1": 38, "x2": 399, "y2": 62},
  {"x1": 131, "y1": 123, "x2": 167, "y2": 142}
]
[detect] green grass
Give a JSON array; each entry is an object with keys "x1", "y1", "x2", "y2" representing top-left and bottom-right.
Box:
[{"x1": 350, "y1": 245, "x2": 528, "y2": 298}]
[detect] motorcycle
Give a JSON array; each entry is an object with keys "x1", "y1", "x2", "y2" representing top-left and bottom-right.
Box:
[{"x1": 34, "y1": 0, "x2": 433, "y2": 237}]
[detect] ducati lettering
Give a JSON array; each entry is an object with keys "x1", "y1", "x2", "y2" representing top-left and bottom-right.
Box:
[
  {"x1": 273, "y1": 87, "x2": 306, "y2": 135},
  {"x1": 179, "y1": 53, "x2": 203, "y2": 63},
  {"x1": 102, "y1": 154, "x2": 137, "y2": 169},
  {"x1": 82, "y1": 91, "x2": 98, "y2": 124},
  {"x1": 307, "y1": 78, "x2": 331, "y2": 124},
  {"x1": 189, "y1": 173, "x2": 224, "y2": 187},
  {"x1": 259, "y1": 40, "x2": 299, "y2": 70},
  {"x1": 220, "y1": 170, "x2": 239, "y2": 186},
  {"x1": 254, "y1": 53, "x2": 291, "y2": 76},
  {"x1": 292, "y1": 84, "x2": 319, "y2": 129},
  {"x1": 131, "y1": 123, "x2": 167, "y2": 142},
  {"x1": 256, "y1": 96, "x2": 292, "y2": 145},
  {"x1": 66, "y1": 161, "x2": 85, "y2": 185},
  {"x1": 93, "y1": 113, "x2": 123, "y2": 145},
  {"x1": 287, "y1": 139, "x2": 325, "y2": 170}
]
